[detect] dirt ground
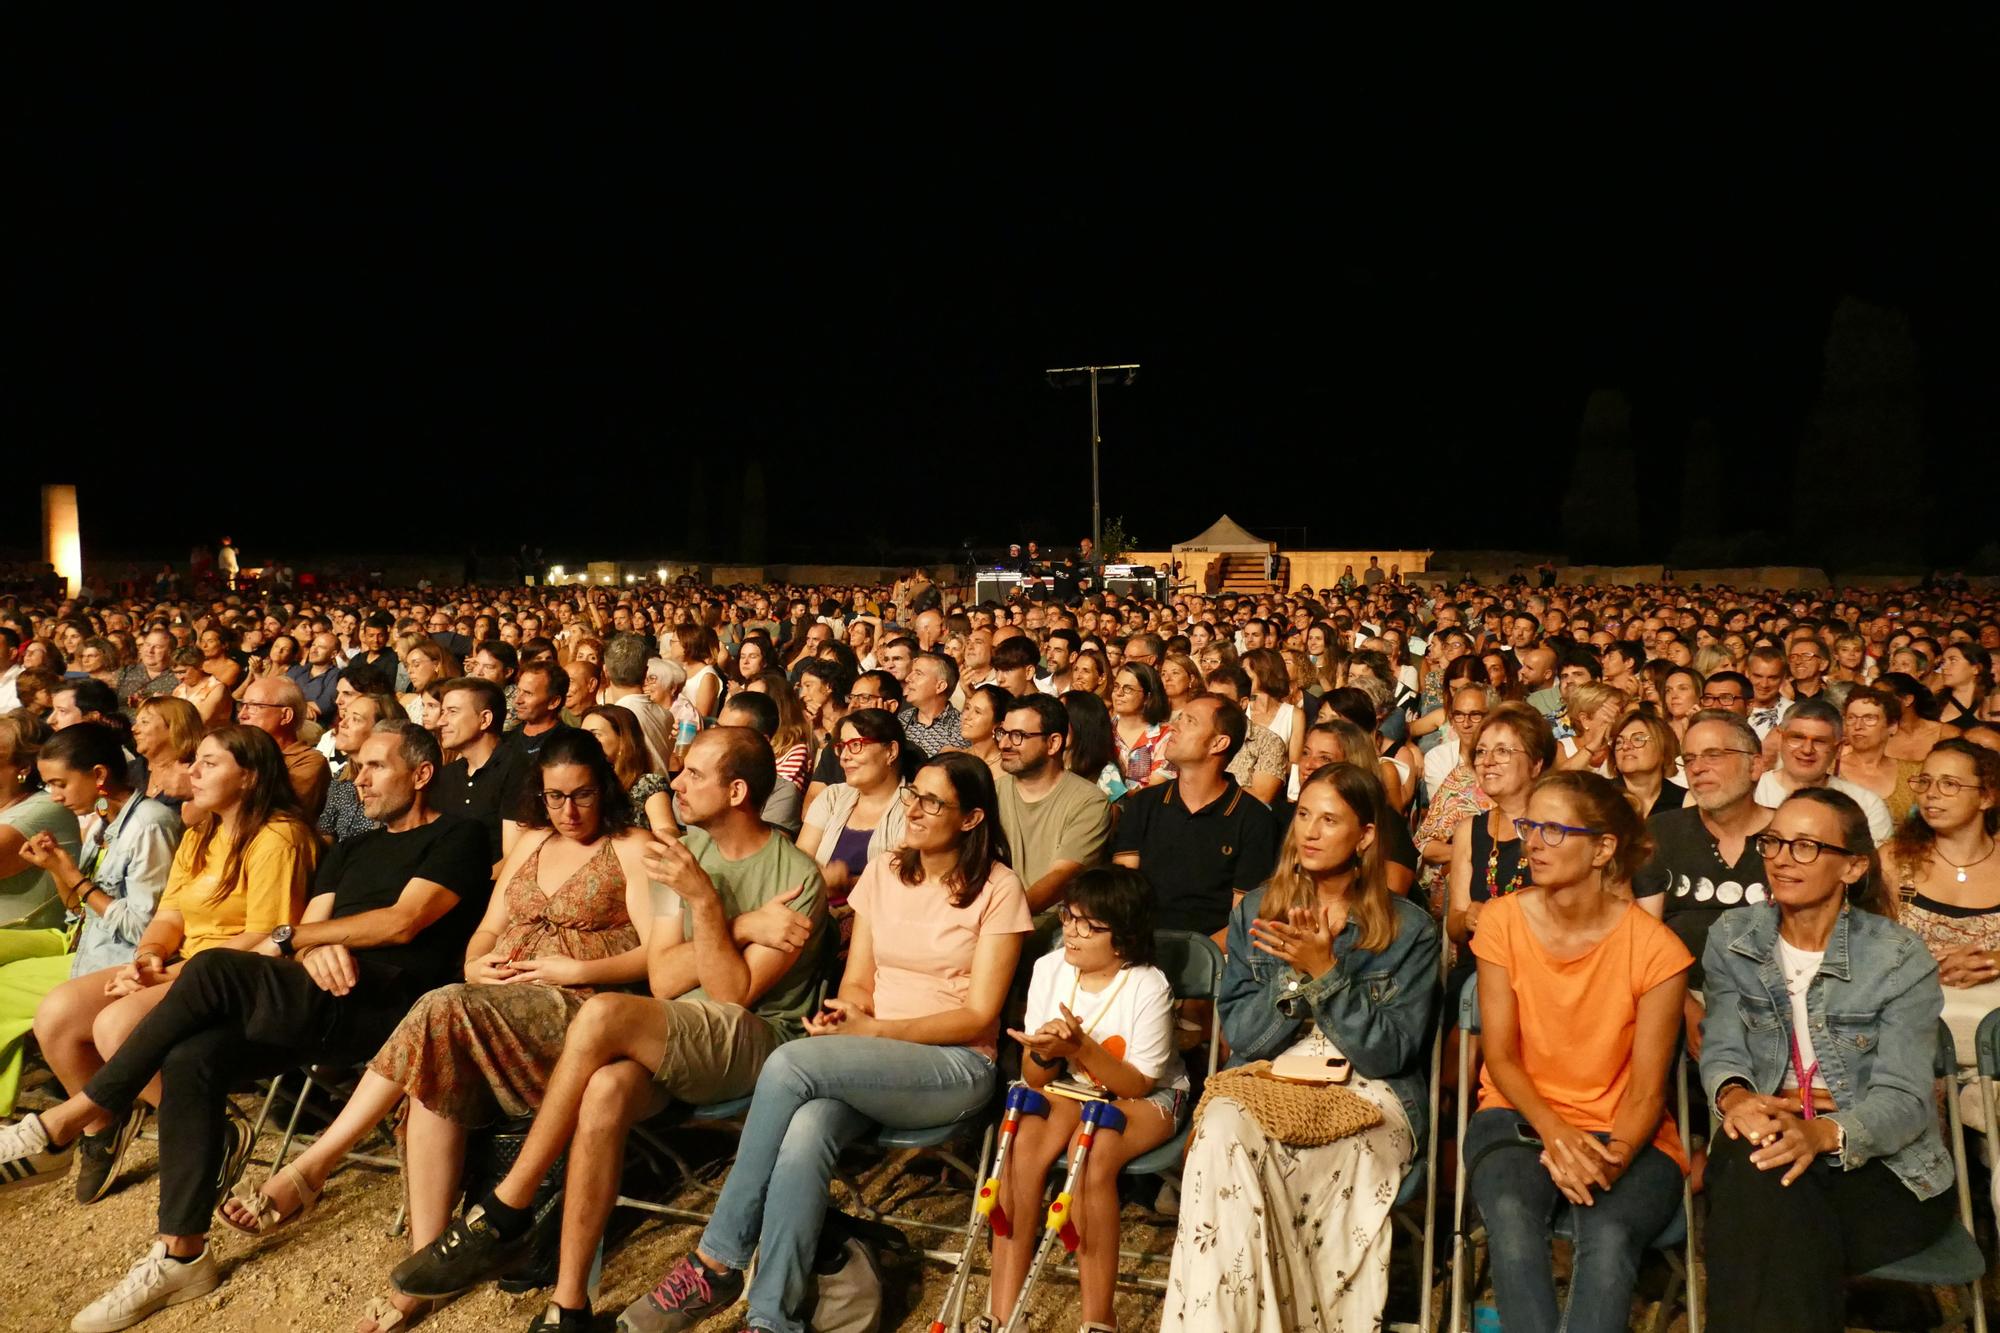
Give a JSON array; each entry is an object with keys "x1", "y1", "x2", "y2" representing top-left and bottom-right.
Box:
[{"x1": 0, "y1": 1095, "x2": 1986, "y2": 1333}]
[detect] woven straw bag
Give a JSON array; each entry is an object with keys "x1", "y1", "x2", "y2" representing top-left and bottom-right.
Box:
[{"x1": 1191, "y1": 1060, "x2": 1384, "y2": 1147}]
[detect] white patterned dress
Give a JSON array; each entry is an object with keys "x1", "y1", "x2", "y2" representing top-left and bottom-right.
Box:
[{"x1": 1162, "y1": 1026, "x2": 1413, "y2": 1333}]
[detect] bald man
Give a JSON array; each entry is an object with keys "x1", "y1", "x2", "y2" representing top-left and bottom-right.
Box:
[{"x1": 239, "y1": 675, "x2": 332, "y2": 820}]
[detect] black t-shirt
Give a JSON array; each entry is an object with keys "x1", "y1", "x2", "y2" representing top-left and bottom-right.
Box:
[
  {"x1": 512, "y1": 719, "x2": 578, "y2": 759},
  {"x1": 1112, "y1": 777, "x2": 1279, "y2": 935},
  {"x1": 810, "y1": 743, "x2": 842, "y2": 789},
  {"x1": 431, "y1": 737, "x2": 534, "y2": 862},
  {"x1": 1632, "y1": 805, "x2": 1769, "y2": 987},
  {"x1": 318, "y1": 813, "x2": 493, "y2": 995}
]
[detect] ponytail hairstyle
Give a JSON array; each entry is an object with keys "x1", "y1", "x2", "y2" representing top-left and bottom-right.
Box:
[
  {"x1": 1782, "y1": 786, "x2": 1888, "y2": 916},
  {"x1": 1529, "y1": 770, "x2": 1654, "y2": 886}
]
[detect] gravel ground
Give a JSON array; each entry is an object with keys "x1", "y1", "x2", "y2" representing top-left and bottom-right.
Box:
[{"x1": 1, "y1": 1095, "x2": 1984, "y2": 1332}]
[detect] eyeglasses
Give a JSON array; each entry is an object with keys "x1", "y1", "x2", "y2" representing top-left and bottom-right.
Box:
[
  {"x1": 833, "y1": 738, "x2": 885, "y2": 757},
  {"x1": 1058, "y1": 908, "x2": 1110, "y2": 937},
  {"x1": 1472, "y1": 745, "x2": 1525, "y2": 764},
  {"x1": 1754, "y1": 832, "x2": 1858, "y2": 865},
  {"x1": 1111, "y1": 681, "x2": 1143, "y2": 696},
  {"x1": 1699, "y1": 692, "x2": 1745, "y2": 706},
  {"x1": 994, "y1": 728, "x2": 1046, "y2": 746},
  {"x1": 1449, "y1": 710, "x2": 1488, "y2": 726},
  {"x1": 1611, "y1": 735, "x2": 1654, "y2": 752},
  {"x1": 1910, "y1": 774, "x2": 1978, "y2": 798},
  {"x1": 1685, "y1": 747, "x2": 1757, "y2": 769},
  {"x1": 898, "y1": 784, "x2": 958, "y2": 816},
  {"x1": 541, "y1": 787, "x2": 601, "y2": 809},
  {"x1": 1514, "y1": 817, "x2": 1604, "y2": 846}
]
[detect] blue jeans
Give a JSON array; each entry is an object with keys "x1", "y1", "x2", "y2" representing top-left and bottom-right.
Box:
[
  {"x1": 700, "y1": 1036, "x2": 996, "y2": 1333},
  {"x1": 1464, "y1": 1108, "x2": 1683, "y2": 1333}
]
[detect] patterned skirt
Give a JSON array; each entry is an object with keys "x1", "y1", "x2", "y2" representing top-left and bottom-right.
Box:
[{"x1": 370, "y1": 981, "x2": 586, "y2": 1127}]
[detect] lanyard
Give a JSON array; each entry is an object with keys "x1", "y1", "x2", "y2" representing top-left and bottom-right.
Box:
[{"x1": 1064, "y1": 966, "x2": 1135, "y2": 1041}]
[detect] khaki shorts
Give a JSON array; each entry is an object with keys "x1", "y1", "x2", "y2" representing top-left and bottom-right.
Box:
[{"x1": 651, "y1": 998, "x2": 784, "y2": 1106}]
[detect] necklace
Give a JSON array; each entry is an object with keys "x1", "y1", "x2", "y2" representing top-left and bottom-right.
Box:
[
  {"x1": 1937, "y1": 837, "x2": 1998, "y2": 884},
  {"x1": 1485, "y1": 813, "x2": 1528, "y2": 898}
]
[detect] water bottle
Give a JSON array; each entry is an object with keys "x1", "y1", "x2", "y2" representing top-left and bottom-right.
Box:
[{"x1": 1473, "y1": 1303, "x2": 1503, "y2": 1332}]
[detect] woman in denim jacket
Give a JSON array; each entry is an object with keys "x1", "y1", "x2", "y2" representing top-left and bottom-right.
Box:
[
  {"x1": 1702, "y1": 787, "x2": 1955, "y2": 1333},
  {"x1": 1162, "y1": 762, "x2": 1439, "y2": 1332}
]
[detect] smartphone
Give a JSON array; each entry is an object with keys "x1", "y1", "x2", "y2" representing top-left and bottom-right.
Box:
[
  {"x1": 1515, "y1": 1123, "x2": 1543, "y2": 1145},
  {"x1": 1271, "y1": 1054, "x2": 1351, "y2": 1085}
]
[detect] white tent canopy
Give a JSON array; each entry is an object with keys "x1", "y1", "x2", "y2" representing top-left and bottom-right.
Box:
[{"x1": 1172, "y1": 514, "x2": 1273, "y2": 554}]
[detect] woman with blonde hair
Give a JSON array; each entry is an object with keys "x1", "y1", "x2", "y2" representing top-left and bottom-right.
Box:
[
  {"x1": 132, "y1": 696, "x2": 203, "y2": 812},
  {"x1": 1164, "y1": 761, "x2": 1440, "y2": 1331}
]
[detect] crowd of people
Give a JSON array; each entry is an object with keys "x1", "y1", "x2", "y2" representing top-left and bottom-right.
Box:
[{"x1": 0, "y1": 552, "x2": 1997, "y2": 1333}]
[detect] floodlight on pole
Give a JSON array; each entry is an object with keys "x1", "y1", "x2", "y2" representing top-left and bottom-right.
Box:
[{"x1": 1044, "y1": 364, "x2": 1139, "y2": 566}]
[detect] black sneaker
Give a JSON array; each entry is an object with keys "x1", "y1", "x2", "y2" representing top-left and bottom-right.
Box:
[
  {"x1": 76, "y1": 1103, "x2": 147, "y2": 1204},
  {"x1": 615, "y1": 1253, "x2": 744, "y2": 1333},
  {"x1": 524, "y1": 1301, "x2": 592, "y2": 1333},
  {"x1": 392, "y1": 1203, "x2": 533, "y2": 1299}
]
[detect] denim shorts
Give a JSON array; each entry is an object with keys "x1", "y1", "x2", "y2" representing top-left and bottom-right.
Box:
[{"x1": 1141, "y1": 1084, "x2": 1189, "y2": 1128}]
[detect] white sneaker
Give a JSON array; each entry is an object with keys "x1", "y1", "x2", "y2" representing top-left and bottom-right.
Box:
[
  {"x1": 0, "y1": 1112, "x2": 74, "y2": 1193},
  {"x1": 70, "y1": 1242, "x2": 220, "y2": 1333}
]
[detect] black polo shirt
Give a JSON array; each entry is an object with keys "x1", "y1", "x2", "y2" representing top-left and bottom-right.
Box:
[
  {"x1": 1112, "y1": 775, "x2": 1279, "y2": 935},
  {"x1": 1632, "y1": 804, "x2": 1769, "y2": 988},
  {"x1": 430, "y1": 735, "x2": 533, "y2": 862}
]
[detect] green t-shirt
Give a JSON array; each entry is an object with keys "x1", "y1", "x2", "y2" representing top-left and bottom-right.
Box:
[
  {"x1": 653, "y1": 825, "x2": 826, "y2": 1041},
  {"x1": 0, "y1": 793, "x2": 82, "y2": 931}
]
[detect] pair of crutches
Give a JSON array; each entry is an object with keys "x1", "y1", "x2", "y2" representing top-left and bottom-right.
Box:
[{"x1": 931, "y1": 1083, "x2": 1126, "y2": 1333}]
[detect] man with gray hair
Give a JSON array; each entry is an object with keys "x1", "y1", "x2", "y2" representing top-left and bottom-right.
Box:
[
  {"x1": 238, "y1": 674, "x2": 331, "y2": 820},
  {"x1": 601, "y1": 633, "x2": 675, "y2": 774},
  {"x1": 1753, "y1": 697, "x2": 1894, "y2": 845},
  {"x1": 1634, "y1": 708, "x2": 1774, "y2": 1051}
]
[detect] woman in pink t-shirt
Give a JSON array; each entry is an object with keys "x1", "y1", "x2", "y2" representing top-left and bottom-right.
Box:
[{"x1": 633, "y1": 751, "x2": 1033, "y2": 1333}]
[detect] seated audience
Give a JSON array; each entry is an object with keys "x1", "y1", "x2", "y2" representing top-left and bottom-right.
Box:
[
  {"x1": 1755, "y1": 698, "x2": 1894, "y2": 845},
  {"x1": 797, "y1": 709, "x2": 912, "y2": 905},
  {"x1": 1468, "y1": 771, "x2": 1691, "y2": 1333},
  {"x1": 1702, "y1": 788, "x2": 1955, "y2": 1333},
  {"x1": 993, "y1": 693, "x2": 1112, "y2": 917},
  {"x1": 580, "y1": 703, "x2": 673, "y2": 833},
  {"x1": 1887, "y1": 739, "x2": 2000, "y2": 982},
  {"x1": 1446, "y1": 702, "x2": 1556, "y2": 993},
  {"x1": 1164, "y1": 763, "x2": 1438, "y2": 1331},
  {"x1": 1835, "y1": 685, "x2": 1922, "y2": 822},
  {"x1": 1061, "y1": 688, "x2": 1129, "y2": 800},
  {"x1": 624, "y1": 751, "x2": 1029, "y2": 1333},
  {"x1": 717, "y1": 691, "x2": 805, "y2": 836},
  {"x1": 1611, "y1": 705, "x2": 1687, "y2": 817},
  {"x1": 430, "y1": 677, "x2": 534, "y2": 864},
  {"x1": 237, "y1": 674, "x2": 333, "y2": 821},
  {"x1": 224, "y1": 728, "x2": 645, "y2": 1330},
  {"x1": 993, "y1": 866, "x2": 1185, "y2": 1329},
  {"x1": 319, "y1": 693, "x2": 406, "y2": 844},
  {"x1": 954, "y1": 679, "x2": 1008, "y2": 773},
  {"x1": 1110, "y1": 660, "x2": 1174, "y2": 787},
  {"x1": 0, "y1": 716, "x2": 81, "y2": 938},
  {"x1": 170, "y1": 646, "x2": 230, "y2": 729},
  {"x1": 380, "y1": 726, "x2": 828, "y2": 1332},
  {"x1": 1113, "y1": 694, "x2": 1277, "y2": 937}
]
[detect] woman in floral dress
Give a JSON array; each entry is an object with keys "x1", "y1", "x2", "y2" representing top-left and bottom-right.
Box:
[
  {"x1": 223, "y1": 729, "x2": 656, "y2": 1333},
  {"x1": 1163, "y1": 763, "x2": 1440, "y2": 1331}
]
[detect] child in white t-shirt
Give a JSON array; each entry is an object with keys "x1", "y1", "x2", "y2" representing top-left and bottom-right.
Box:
[{"x1": 988, "y1": 867, "x2": 1188, "y2": 1332}]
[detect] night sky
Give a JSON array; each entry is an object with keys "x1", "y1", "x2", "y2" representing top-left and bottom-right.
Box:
[{"x1": 7, "y1": 15, "x2": 1996, "y2": 572}]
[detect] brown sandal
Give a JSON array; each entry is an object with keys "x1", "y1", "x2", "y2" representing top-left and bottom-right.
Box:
[{"x1": 218, "y1": 1162, "x2": 321, "y2": 1236}]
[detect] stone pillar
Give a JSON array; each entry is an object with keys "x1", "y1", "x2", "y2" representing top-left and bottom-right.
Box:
[{"x1": 42, "y1": 484, "x2": 80, "y2": 598}]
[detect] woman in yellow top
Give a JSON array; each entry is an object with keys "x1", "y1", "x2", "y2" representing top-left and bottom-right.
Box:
[{"x1": 30, "y1": 725, "x2": 314, "y2": 1194}]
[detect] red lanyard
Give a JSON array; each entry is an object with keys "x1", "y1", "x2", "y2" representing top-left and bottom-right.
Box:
[{"x1": 1788, "y1": 1033, "x2": 1819, "y2": 1119}]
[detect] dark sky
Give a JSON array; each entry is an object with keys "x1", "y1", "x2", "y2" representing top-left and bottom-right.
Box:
[{"x1": 7, "y1": 15, "x2": 1997, "y2": 570}]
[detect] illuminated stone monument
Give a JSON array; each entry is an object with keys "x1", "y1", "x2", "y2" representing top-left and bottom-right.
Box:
[{"x1": 42, "y1": 484, "x2": 80, "y2": 597}]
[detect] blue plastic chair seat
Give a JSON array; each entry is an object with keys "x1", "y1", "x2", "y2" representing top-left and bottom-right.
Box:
[
  {"x1": 1394, "y1": 1159, "x2": 1426, "y2": 1208},
  {"x1": 1865, "y1": 1224, "x2": 1986, "y2": 1287}
]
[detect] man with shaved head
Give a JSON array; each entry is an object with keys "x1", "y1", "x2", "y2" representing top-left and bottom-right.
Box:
[{"x1": 238, "y1": 674, "x2": 331, "y2": 820}]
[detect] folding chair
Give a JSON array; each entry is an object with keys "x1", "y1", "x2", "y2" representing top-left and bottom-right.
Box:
[
  {"x1": 1851, "y1": 1017, "x2": 1987, "y2": 1333},
  {"x1": 1447, "y1": 975, "x2": 1697, "y2": 1333}
]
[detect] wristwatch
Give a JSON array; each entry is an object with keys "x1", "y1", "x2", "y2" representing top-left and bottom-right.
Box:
[{"x1": 271, "y1": 924, "x2": 297, "y2": 959}]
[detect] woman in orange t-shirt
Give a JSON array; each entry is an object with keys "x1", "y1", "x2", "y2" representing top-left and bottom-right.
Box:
[{"x1": 1466, "y1": 771, "x2": 1692, "y2": 1333}]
